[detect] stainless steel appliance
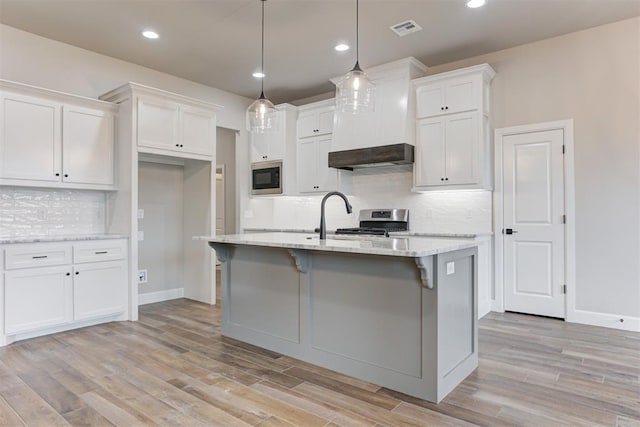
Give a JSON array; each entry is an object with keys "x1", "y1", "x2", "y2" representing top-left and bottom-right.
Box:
[
  {"x1": 335, "y1": 209, "x2": 409, "y2": 237},
  {"x1": 251, "y1": 160, "x2": 282, "y2": 195}
]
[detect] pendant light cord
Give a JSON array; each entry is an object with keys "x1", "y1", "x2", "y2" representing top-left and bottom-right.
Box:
[
  {"x1": 356, "y1": 0, "x2": 359, "y2": 64},
  {"x1": 260, "y1": 0, "x2": 265, "y2": 96}
]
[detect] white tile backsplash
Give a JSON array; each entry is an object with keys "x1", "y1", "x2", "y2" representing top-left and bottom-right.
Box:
[
  {"x1": 0, "y1": 187, "x2": 106, "y2": 238},
  {"x1": 244, "y1": 168, "x2": 493, "y2": 234}
]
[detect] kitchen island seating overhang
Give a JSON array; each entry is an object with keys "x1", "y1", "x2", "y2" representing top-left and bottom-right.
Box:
[{"x1": 200, "y1": 232, "x2": 478, "y2": 403}]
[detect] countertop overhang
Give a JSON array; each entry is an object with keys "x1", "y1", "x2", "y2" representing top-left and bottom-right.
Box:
[{"x1": 197, "y1": 232, "x2": 478, "y2": 258}]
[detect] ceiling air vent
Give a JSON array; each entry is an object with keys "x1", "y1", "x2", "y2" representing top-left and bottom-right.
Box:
[{"x1": 390, "y1": 20, "x2": 422, "y2": 37}]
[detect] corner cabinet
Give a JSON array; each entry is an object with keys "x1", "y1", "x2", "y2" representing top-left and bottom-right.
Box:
[
  {"x1": 100, "y1": 83, "x2": 222, "y2": 161},
  {"x1": 412, "y1": 64, "x2": 495, "y2": 191},
  {"x1": 296, "y1": 100, "x2": 351, "y2": 194},
  {"x1": 0, "y1": 80, "x2": 117, "y2": 190},
  {"x1": 1, "y1": 239, "x2": 128, "y2": 346}
]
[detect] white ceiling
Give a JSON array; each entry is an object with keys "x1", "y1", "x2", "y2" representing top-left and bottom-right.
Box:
[{"x1": 1, "y1": 0, "x2": 639, "y2": 104}]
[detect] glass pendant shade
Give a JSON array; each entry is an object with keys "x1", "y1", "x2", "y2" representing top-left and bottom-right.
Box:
[
  {"x1": 336, "y1": 0, "x2": 375, "y2": 114},
  {"x1": 247, "y1": 92, "x2": 277, "y2": 133},
  {"x1": 246, "y1": 0, "x2": 276, "y2": 133},
  {"x1": 336, "y1": 62, "x2": 375, "y2": 114}
]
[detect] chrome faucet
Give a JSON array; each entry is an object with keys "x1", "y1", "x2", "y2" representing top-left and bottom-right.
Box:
[{"x1": 319, "y1": 191, "x2": 353, "y2": 240}]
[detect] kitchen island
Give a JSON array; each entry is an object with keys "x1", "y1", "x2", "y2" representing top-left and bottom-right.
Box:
[{"x1": 201, "y1": 232, "x2": 478, "y2": 402}]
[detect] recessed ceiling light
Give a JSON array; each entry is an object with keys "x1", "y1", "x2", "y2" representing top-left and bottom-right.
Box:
[
  {"x1": 466, "y1": 0, "x2": 486, "y2": 8},
  {"x1": 252, "y1": 72, "x2": 265, "y2": 79},
  {"x1": 142, "y1": 30, "x2": 159, "y2": 39},
  {"x1": 334, "y1": 43, "x2": 350, "y2": 52}
]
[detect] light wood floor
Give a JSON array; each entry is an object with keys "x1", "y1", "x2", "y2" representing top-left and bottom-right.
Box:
[{"x1": 0, "y1": 299, "x2": 638, "y2": 426}]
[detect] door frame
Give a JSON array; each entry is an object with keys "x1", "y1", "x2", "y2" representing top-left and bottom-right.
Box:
[{"x1": 493, "y1": 119, "x2": 575, "y2": 320}]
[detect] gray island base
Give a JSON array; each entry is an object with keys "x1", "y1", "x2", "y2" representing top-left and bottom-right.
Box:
[{"x1": 205, "y1": 233, "x2": 478, "y2": 403}]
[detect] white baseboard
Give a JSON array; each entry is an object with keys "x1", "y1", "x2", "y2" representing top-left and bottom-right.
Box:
[
  {"x1": 567, "y1": 309, "x2": 640, "y2": 332},
  {"x1": 138, "y1": 288, "x2": 185, "y2": 305},
  {"x1": 478, "y1": 300, "x2": 492, "y2": 319}
]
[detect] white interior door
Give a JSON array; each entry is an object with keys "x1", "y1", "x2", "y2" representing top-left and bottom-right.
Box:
[{"x1": 503, "y1": 129, "x2": 565, "y2": 318}]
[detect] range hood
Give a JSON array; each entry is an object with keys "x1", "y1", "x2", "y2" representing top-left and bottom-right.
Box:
[{"x1": 328, "y1": 143, "x2": 414, "y2": 170}]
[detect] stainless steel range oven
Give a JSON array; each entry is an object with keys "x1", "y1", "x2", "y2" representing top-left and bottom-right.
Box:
[{"x1": 251, "y1": 160, "x2": 282, "y2": 195}]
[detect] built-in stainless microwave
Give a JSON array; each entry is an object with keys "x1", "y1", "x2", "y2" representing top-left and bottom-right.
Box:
[{"x1": 251, "y1": 160, "x2": 282, "y2": 195}]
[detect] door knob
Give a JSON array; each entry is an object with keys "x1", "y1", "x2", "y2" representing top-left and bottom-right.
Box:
[{"x1": 503, "y1": 228, "x2": 518, "y2": 235}]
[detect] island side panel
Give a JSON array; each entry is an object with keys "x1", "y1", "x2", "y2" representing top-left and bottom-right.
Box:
[
  {"x1": 436, "y1": 247, "x2": 478, "y2": 402},
  {"x1": 309, "y1": 252, "x2": 424, "y2": 378},
  {"x1": 220, "y1": 244, "x2": 302, "y2": 354}
]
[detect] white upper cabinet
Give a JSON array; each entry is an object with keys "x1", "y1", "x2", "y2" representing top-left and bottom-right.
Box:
[
  {"x1": 416, "y1": 76, "x2": 478, "y2": 118},
  {"x1": 0, "y1": 80, "x2": 117, "y2": 190},
  {"x1": 331, "y1": 58, "x2": 427, "y2": 152},
  {"x1": 137, "y1": 96, "x2": 180, "y2": 151},
  {"x1": 63, "y1": 105, "x2": 115, "y2": 186},
  {"x1": 250, "y1": 106, "x2": 293, "y2": 163},
  {"x1": 297, "y1": 106, "x2": 334, "y2": 139},
  {"x1": 101, "y1": 82, "x2": 222, "y2": 161},
  {"x1": 296, "y1": 100, "x2": 350, "y2": 194},
  {"x1": 412, "y1": 64, "x2": 495, "y2": 191},
  {"x1": 1, "y1": 92, "x2": 61, "y2": 183},
  {"x1": 136, "y1": 93, "x2": 218, "y2": 158},
  {"x1": 415, "y1": 112, "x2": 479, "y2": 187}
]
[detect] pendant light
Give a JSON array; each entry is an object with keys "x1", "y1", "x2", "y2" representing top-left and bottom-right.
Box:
[
  {"x1": 336, "y1": 0, "x2": 375, "y2": 114},
  {"x1": 247, "y1": 0, "x2": 277, "y2": 133}
]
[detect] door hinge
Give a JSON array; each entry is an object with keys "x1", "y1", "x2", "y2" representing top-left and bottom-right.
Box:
[
  {"x1": 562, "y1": 145, "x2": 565, "y2": 154},
  {"x1": 562, "y1": 214, "x2": 566, "y2": 224},
  {"x1": 562, "y1": 285, "x2": 567, "y2": 294}
]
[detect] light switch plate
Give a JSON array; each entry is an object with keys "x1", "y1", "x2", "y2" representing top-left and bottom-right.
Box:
[
  {"x1": 446, "y1": 261, "x2": 455, "y2": 275},
  {"x1": 137, "y1": 209, "x2": 145, "y2": 219},
  {"x1": 137, "y1": 230, "x2": 144, "y2": 241}
]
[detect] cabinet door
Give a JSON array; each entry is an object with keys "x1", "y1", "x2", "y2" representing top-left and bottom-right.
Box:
[
  {"x1": 316, "y1": 108, "x2": 335, "y2": 135},
  {"x1": 181, "y1": 105, "x2": 215, "y2": 157},
  {"x1": 250, "y1": 132, "x2": 269, "y2": 163},
  {"x1": 297, "y1": 110, "x2": 319, "y2": 139},
  {"x1": 251, "y1": 111, "x2": 285, "y2": 162},
  {"x1": 297, "y1": 138, "x2": 318, "y2": 193},
  {"x1": 62, "y1": 105, "x2": 115, "y2": 185},
  {"x1": 416, "y1": 83, "x2": 445, "y2": 118},
  {"x1": 444, "y1": 113, "x2": 478, "y2": 185},
  {"x1": 315, "y1": 135, "x2": 338, "y2": 192},
  {"x1": 444, "y1": 77, "x2": 476, "y2": 115},
  {"x1": 4, "y1": 266, "x2": 72, "y2": 334},
  {"x1": 0, "y1": 93, "x2": 61, "y2": 182},
  {"x1": 74, "y1": 260, "x2": 127, "y2": 321},
  {"x1": 137, "y1": 96, "x2": 179, "y2": 151},
  {"x1": 415, "y1": 118, "x2": 445, "y2": 186}
]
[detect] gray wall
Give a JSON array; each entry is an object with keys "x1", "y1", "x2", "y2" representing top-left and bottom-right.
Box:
[{"x1": 138, "y1": 162, "x2": 184, "y2": 294}]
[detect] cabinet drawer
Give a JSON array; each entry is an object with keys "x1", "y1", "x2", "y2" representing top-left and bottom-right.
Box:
[
  {"x1": 73, "y1": 240, "x2": 127, "y2": 264},
  {"x1": 5, "y1": 243, "x2": 72, "y2": 270}
]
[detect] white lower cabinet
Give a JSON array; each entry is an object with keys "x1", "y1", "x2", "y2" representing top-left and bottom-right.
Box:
[
  {"x1": 1, "y1": 239, "x2": 128, "y2": 343},
  {"x1": 73, "y1": 261, "x2": 127, "y2": 322},
  {"x1": 4, "y1": 266, "x2": 73, "y2": 335}
]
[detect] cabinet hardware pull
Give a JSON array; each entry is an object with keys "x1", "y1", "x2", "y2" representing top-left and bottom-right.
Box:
[
  {"x1": 64, "y1": 174, "x2": 68, "y2": 178},
  {"x1": 180, "y1": 144, "x2": 184, "y2": 147},
  {"x1": 95, "y1": 251, "x2": 108, "y2": 254},
  {"x1": 75, "y1": 271, "x2": 80, "y2": 275},
  {"x1": 175, "y1": 144, "x2": 180, "y2": 147},
  {"x1": 445, "y1": 177, "x2": 449, "y2": 181},
  {"x1": 445, "y1": 106, "x2": 449, "y2": 110},
  {"x1": 441, "y1": 107, "x2": 444, "y2": 110},
  {"x1": 55, "y1": 173, "x2": 60, "y2": 177},
  {"x1": 66, "y1": 272, "x2": 70, "y2": 276},
  {"x1": 440, "y1": 178, "x2": 444, "y2": 181},
  {"x1": 32, "y1": 255, "x2": 48, "y2": 259}
]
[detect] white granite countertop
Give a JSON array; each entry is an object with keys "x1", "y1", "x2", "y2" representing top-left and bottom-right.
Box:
[
  {"x1": 197, "y1": 232, "x2": 478, "y2": 258},
  {"x1": 0, "y1": 234, "x2": 129, "y2": 245}
]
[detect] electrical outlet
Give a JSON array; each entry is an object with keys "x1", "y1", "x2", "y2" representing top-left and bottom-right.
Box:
[
  {"x1": 138, "y1": 230, "x2": 144, "y2": 241},
  {"x1": 138, "y1": 269, "x2": 148, "y2": 283},
  {"x1": 446, "y1": 261, "x2": 455, "y2": 275}
]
